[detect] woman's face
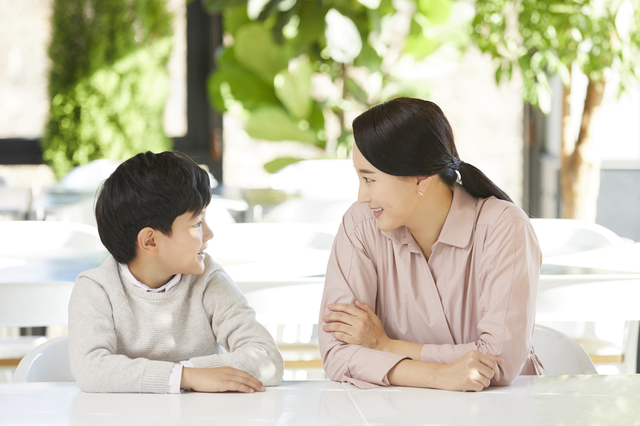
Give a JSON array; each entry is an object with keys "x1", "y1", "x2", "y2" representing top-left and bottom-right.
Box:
[{"x1": 352, "y1": 144, "x2": 425, "y2": 232}]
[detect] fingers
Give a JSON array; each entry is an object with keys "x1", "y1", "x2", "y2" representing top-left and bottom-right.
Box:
[
  {"x1": 328, "y1": 303, "x2": 361, "y2": 316},
  {"x1": 323, "y1": 312, "x2": 355, "y2": 326},
  {"x1": 331, "y1": 331, "x2": 353, "y2": 344},
  {"x1": 227, "y1": 370, "x2": 265, "y2": 393},
  {"x1": 479, "y1": 354, "x2": 501, "y2": 382},
  {"x1": 354, "y1": 300, "x2": 373, "y2": 313}
]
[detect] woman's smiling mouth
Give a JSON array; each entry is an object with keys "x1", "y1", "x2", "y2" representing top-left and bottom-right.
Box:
[{"x1": 372, "y1": 207, "x2": 383, "y2": 218}]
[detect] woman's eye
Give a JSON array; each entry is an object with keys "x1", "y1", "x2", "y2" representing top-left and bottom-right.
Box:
[
  {"x1": 364, "y1": 177, "x2": 372, "y2": 183},
  {"x1": 194, "y1": 222, "x2": 202, "y2": 228}
]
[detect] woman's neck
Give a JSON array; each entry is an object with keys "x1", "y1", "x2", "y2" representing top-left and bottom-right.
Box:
[{"x1": 407, "y1": 181, "x2": 453, "y2": 260}]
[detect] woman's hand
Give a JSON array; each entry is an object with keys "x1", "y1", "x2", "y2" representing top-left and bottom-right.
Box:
[
  {"x1": 437, "y1": 351, "x2": 503, "y2": 392},
  {"x1": 323, "y1": 301, "x2": 391, "y2": 351},
  {"x1": 181, "y1": 366, "x2": 265, "y2": 393}
]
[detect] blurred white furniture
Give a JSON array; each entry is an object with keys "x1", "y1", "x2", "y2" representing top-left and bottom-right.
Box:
[
  {"x1": 57, "y1": 159, "x2": 120, "y2": 193},
  {"x1": 543, "y1": 242, "x2": 640, "y2": 274},
  {"x1": 207, "y1": 223, "x2": 335, "y2": 281},
  {"x1": 262, "y1": 159, "x2": 357, "y2": 225},
  {"x1": 531, "y1": 218, "x2": 625, "y2": 258},
  {"x1": 12, "y1": 336, "x2": 73, "y2": 383},
  {"x1": 532, "y1": 324, "x2": 597, "y2": 375},
  {"x1": 242, "y1": 279, "x2": 325, "y2": 372},
  {"x1": 0, "y1": 186, "x2": 31, "y2": 220},
  {"x1": 2, "y1": 375, "x2": 640, "y2": 425},
  {"x1": 534, "y1": 218, "x2": 640, "y2": 373},
  {"x1": 0, "y1": 221, "x2": 107, "y2": 367}
]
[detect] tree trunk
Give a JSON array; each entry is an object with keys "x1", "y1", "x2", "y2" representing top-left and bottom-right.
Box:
[{"x1": 560, "y1": 76, "x2": 606, "y2": 221}]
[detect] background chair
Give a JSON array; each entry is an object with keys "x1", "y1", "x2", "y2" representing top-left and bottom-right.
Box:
[
  {"x1": 12, "y1": 336, "x2": 74, "y2": 382},
  {"x1": 532, "y1": 324, "x2": 598, "y2": 375},
  {"x1": 530, "y1": 218, "x2": 625, "y2": 258},
  {"x1": 0, "y1": 221, "x2": 106, "y2": 374}
]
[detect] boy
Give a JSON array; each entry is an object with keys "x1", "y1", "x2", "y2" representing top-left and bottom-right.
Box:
[{"x1": 68, "y1": 151, "x2": 284, "y2": 393}]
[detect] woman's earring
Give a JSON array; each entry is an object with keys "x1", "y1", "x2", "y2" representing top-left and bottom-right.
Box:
[{"x1": 418, "y1": 191, "x2": 424, "y2": 197}]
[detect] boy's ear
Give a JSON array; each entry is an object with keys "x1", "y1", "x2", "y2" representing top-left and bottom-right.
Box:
[{"x1": 136, "y1": 227, "x2": 158, "y2": 256}]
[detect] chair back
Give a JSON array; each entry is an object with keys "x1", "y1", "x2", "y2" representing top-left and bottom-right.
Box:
[
  {"x1": 12, "y1": 336, "x2": 74, "y2": 382},
  {"x1": 0, "y1": 220, "x2": 105, "y2": 258},
  {"x1": 532, "y1": 324, "x2": 597, "y2": 375},
  {"x1": 530, "y1": 218, "x2": 623, "y2": 258}
]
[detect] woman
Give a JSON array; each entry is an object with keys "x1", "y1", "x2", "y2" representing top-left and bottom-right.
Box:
[{"x1": 319, "y1": 97, "x2": 544, "y2": 391}]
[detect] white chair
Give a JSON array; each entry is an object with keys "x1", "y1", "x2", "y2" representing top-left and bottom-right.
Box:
[
  {"x1": 530, "y1": 218, "x2": 624, "y2": 258},
  {"x1": 12, "y1": 336, "x2": 74, "y2": 382},
  {"x1": 532, "y1": 324, "x2": 597, "y2": 375},
  {"x1": 0, "y1": 221, "x2": 106, "y2": 367},
  {"x1": 0, "y1": 220, "x2": 105, "y2": 259}
]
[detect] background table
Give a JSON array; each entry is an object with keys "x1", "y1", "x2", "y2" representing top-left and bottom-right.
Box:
[{"x1": 1, "y1": 376, "x2": 639, "y2": 425}]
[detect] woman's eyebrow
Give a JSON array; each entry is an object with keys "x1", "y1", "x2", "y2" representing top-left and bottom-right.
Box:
[{"x1": 358, "y1": 169, "x2": 376, "y2": 174}]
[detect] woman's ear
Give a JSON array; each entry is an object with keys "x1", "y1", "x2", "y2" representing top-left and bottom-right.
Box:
[
  {"x1": 136, "y1": 227, "x2": 158, "y2": 256},
  {"x1": 416, "y1": 175, "x2": 433, "y2": 195}
]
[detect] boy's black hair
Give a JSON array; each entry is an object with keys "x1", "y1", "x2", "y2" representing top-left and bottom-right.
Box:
[{"x1": 95, "y1": 151, "x2": 212, "y2": 264}]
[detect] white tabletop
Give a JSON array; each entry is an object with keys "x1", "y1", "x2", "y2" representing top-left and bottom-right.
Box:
[
  {"x1": 1, "y1": 376, "x2": 639, "y2": 425},
  {"x1": 544, "y1": 242, "x2": 640, "y2": 274}
]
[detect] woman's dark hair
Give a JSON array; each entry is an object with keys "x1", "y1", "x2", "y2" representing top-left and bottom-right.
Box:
[
  {"x1": 352, "y1": 97, "x2": 512, "y2": 203},
  {"x1": 95, "y1": 151, "x2": 212, "y2": 264}
]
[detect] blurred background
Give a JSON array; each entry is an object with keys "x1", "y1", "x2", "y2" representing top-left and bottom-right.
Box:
[{"x1": 1, "y1": 0, "x2": 640, "y2": 381}]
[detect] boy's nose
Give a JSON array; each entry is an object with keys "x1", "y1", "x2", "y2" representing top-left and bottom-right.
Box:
[{"x1": 203, "y1": 223, "x2": 214, "y2": 242}]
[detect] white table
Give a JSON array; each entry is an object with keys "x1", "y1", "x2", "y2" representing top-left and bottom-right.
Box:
[
  {"x1": 544, "y1": 242, "x2": 640, "y2": 274},
  {"x1": 1, "y1": 376, "x2": 639, "y2": 425}
]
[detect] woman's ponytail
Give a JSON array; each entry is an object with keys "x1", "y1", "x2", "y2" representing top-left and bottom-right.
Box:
[
  {"x1": 353, "y1": 97, "x2": 513, "y2": 204},
  {"x1": 455, "y1": 161, "x2": 512, "y2": 202}
]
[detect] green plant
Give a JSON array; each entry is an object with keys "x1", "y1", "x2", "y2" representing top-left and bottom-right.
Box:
[
  {"x1": 473, "y1": 0, "x2": 640, "y2": 220},
  {"x1": 43, "y1": 0, "x2": 174, "y2": 178},
  {"x1": 204, "y1": 0, "x2": 468, "y2": 172}
]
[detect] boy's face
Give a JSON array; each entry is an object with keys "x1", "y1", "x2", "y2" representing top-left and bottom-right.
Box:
[{"x1": 155, "y1": 209, "x2": 213, "y2": 276}]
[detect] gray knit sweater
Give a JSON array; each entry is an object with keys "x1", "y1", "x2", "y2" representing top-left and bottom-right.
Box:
[{"x1": 68, "y1": 254, "x2": 284, "y2": 393}]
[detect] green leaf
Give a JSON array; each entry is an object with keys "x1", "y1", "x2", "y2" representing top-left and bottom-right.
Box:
[
  {"x1": 325, "y1": 9, "x2": 363, "y2": 63},
  {"x1": 234, "y1": 23, "x2": 291, "y2": 84},
  {"x1": 354, "y1": 42, "x2": 382, "y2": 72},
  {"x1": 274, "y1": 56, "x2": 313, "y2": 119},
  {"x1": 417, "y1": 0, "x2": 452, "y2": 25},
  {"x1": 264, "y1": 156, "x2": 304, "y2": 173},
  {"x1": 245, "y1": 106, "x2": 319, "y2": 143},
  {"x1": 296, "y1": 0, "x2": 326, "y2": 48},
  {"x1": 404, "y1": 34, "x2": 440, "y2": 59},
  {"x1": 208, "y1": 48, "x2": 279, "y2": 113},
  {"x1": 223, "y1": 6, "x2": 251, "y2": 36},
  {"x1": 346, "y1": 77, "x2": 369, "y2": 106}
]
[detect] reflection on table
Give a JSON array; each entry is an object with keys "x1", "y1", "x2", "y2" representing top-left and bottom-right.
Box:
[{"x1": 1, "y1": 376, "x2": 639, "y2": 425}]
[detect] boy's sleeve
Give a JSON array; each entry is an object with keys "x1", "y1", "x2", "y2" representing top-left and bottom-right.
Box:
[
  {"x1": 68, "y1": 277, "x2": 174, "y2": 393},
  {"x1": 186, "y1": 271, "x2": 284, "y2": 386}
]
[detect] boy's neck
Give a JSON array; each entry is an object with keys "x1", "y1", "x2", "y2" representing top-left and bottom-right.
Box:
[{"x1": 127, "y1": 257, "x2": 175, "y2": 289}]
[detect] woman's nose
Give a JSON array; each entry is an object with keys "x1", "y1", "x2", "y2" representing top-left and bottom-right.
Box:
[{"x1": 357, "y1": 183, "x2": 370, "y2": 204}]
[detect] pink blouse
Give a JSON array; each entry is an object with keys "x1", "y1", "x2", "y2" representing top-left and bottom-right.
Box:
[{"x1": 319, "y1": 184, "x2": 545, "y2": 389}]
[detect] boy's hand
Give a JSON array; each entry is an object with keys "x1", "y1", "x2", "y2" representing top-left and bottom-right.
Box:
[{"x1": 181, "y1": 366, "x2": 265, "y2": 393}]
